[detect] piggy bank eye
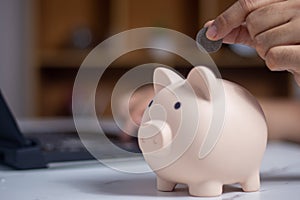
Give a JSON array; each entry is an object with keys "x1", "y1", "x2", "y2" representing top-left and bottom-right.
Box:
[
  {"x1": 174, "y1": 102, "x2": 181, "y2": 110},
  {"x1": 148, "y1": 100, "x2": 153, "y2": 107}
]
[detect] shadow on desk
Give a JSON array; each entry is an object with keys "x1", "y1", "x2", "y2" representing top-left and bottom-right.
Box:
[
  {"x1": 63, "y1": 175, "x2": 243, "y2": 197},
  {"x1": 262, "y1": 175, "x2": 300, "y2": 182},
  {"x1": 59, "y1": 171, "x2": 300, "y2": 198}
]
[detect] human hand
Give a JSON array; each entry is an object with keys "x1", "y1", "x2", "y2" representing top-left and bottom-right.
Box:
[{"x1": 204, "y1": 0, "x2": 300, "y2": 86}]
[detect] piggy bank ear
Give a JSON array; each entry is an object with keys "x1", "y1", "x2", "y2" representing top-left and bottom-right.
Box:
[
  {"x1": 187, "y1": 66, "x2": 217, "y2": 101},
  {"x1": 154, "y1": 67, "x2": 183, "y2": 94},
  {"x1": 188, "y1": 67, "x2": 223, "y2": 159}
]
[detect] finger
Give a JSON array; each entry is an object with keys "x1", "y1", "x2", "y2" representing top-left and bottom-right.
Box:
[
  {"x1": 255, "y1": 19, "x2": 300, "y2": 58},
  {"x1": 246, "y1": 1, "x2": 294, "y2": 39},
  {"x1": 203, "y1": 20, "x2": 214, "y2": 28},
  {"x1": 265, "y1": 45, "x2": 300, "y2": 76},
  {"x1": 203, "y1": 20, "x2": 255, "y2": 47},
  {"x1": 295, "y1": 74, "x2": 300, "y2": 87},
  {"x1": 222, "y1": 24, "x2": 255, "y2": 47},
  {"x1": 289, "y1": 70, "x2": 300, "y2": 87},
  {"x1": 206, "y1": 0, "x2": 286, "y2": 41}
]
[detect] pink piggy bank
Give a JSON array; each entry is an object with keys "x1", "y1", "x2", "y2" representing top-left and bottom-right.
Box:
[{"x1": 138, "y1": 66, "x2": 267, "y2": 197}]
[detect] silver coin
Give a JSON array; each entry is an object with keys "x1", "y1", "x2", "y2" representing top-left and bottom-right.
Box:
[{"x1": 196, "y1": 27, "x2": 223, "y2": 53}]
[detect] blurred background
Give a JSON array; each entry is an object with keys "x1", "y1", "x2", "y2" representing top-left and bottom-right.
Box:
[{"x1": 0, "y1": 0, "x2": 299, "y2": 142}]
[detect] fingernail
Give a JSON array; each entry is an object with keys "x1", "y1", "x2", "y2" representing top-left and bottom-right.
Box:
[
  {"x1": 287, "y1": 69, "x2": 294, "y2": 74},
  {"x1": 206, "y1": 24, "x2": 217, "y2": 40}
]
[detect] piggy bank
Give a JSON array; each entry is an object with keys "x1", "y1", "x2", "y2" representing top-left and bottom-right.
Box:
[{"x1": 138, "y1": 66, "x2": 267, "y2": 197}]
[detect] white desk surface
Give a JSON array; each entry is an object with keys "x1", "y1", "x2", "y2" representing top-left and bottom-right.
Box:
[{"x1": 1, "y1": 141, "x2": 300, "y2": 200}]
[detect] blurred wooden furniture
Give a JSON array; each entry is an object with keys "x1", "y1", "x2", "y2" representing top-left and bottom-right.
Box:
[{"x1": 32, "y1": 0, "x2": 295, "y2": 117}]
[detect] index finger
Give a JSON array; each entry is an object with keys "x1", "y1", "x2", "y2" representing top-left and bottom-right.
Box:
[{"x1": 206, "y1": 0, "x2": 285, "y2": 40}]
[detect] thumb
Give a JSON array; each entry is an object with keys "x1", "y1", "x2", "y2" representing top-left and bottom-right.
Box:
[{"x1": 203, "y1": 20, "x2": 254, "y2": 47}]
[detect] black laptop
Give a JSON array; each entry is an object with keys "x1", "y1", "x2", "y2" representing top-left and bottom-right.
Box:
[{"x1": 0, "y1": 90, "x2": 139, "y2": 169}]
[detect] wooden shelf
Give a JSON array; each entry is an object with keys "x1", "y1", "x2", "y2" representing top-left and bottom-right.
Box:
[
  {"x1": 32, "y1": 0, "x2": 290, "y2": 117},
  {"x1": 39, "y1": 46, "x2": 265, "y2": 69},
  {"x1": 39, "y1": 49, "x2": 91, "y2": 68}
]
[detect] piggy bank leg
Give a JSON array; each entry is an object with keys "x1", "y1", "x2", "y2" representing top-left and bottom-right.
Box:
[
  {"x1": 157, "y1": 176, "x2": 176, "y2": 192},
  {"x1": 188, "y1": 181, "x2": 222, "y2": 197},
  {"x1": 241, "y1": 170, "x2": 260, "y2": 192}
]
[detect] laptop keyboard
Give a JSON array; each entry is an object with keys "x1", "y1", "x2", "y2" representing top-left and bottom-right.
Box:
[{"x1": 25, "y1": 132, "x2": 141, "y2": 163}]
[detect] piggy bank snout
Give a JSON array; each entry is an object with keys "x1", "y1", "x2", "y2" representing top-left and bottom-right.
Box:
[
  {"x1": 147, "y1": 104, "x2": 167, "y2": 122},
  {"x1": 138, "y1": 120, "x2": 172, "y2": 153}
]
